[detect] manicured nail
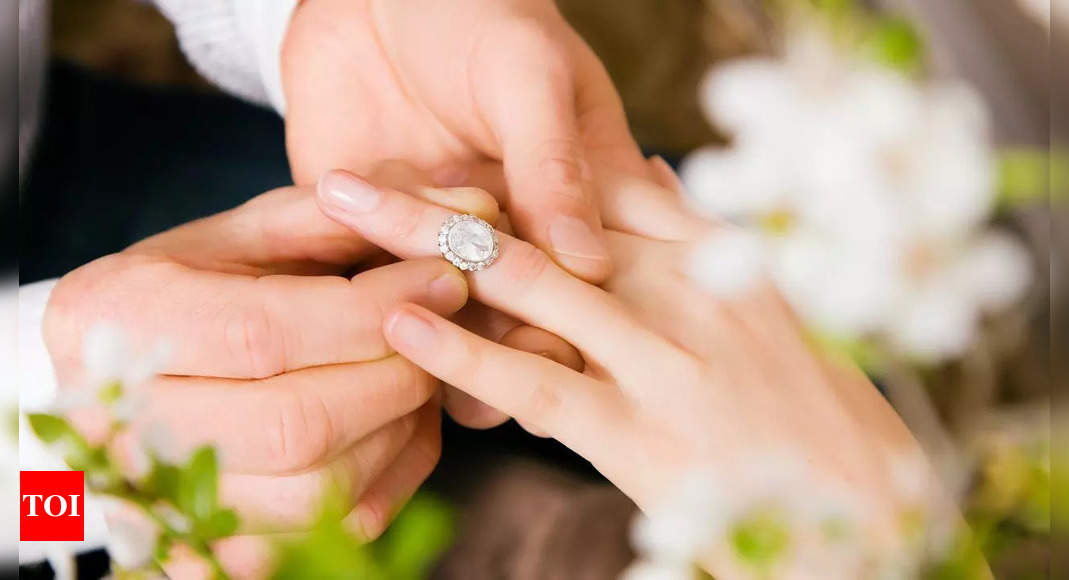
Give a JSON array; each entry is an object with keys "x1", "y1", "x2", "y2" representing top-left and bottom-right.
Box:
[
  {"x1": 316, "y1": 170, "x2": 380, "y2": 213},
  {"x1": 549, "y1": 216, "x2": 610, "y2": 262},
  {"x1": 386, "y1": 308, "x2": 439, "y2": 352}
]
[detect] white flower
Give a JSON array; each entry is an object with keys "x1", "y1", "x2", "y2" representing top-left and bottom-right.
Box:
[
  {"x1": 84, "y1": 324, "x2": 130, "y2": 385},
  {"x1": 888, "y1": 274, "x2": 978, "y2": 360},
  {"x1": 141, "y1": 420, "x2": 186, "y2": 465},
  {"x1": 103, "y1": 503, "x2": 159, "y2": 570},
  {"x1": 122, "y1": 339, "x2": 173, "y2": 389},
  {"x1": 631, "y1": 470, "x2": 724, "y2": 564},
  {"x1": 60, "y1": 323, "x2": 170, "y2": 419},
  {"x1": 687, "y1": 230, "x2": 765, "y2": 299},
  {"x1": 887, "y1": 231, "x2": 1032, "y2": 360},
  {"x1": 679, "y1": 147, "x2": 785, "y2": 220},
  {"x1": 771, "y1": 232, "x2": 899, "y2": 336},
  {"x1": 630, "y1": 458, "x2": 880, "y2": 580},
  {"x1": 681, "y1": 22, "x2": 1029, "y2": 361},
  {"x1": 954, "y1": 231, "x2": 1034, "y2": 313},
  {"x1": 156, "y1": 503, "x2": 192, "y2": 534},
  {"x1": 83, "y1": 322, "x2": 170, "y2": 389}
]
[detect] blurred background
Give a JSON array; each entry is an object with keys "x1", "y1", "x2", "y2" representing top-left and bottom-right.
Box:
[{"x1": 12, "y1": 0, "x2": 1061, "y2": 578}]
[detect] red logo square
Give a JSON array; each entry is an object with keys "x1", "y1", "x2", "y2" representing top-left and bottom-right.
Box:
[{"x1": 20, "y1": 471, "x2": 85, "y2": 541}]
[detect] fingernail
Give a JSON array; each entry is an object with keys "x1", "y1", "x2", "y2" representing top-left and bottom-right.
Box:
[
  {"x1": 386, "y1": 308, "x2": 439, "y2": 352},
  {"x1": 350, "y1": 502, "x2": 383, "y2": 542},
  {"x1": 316, "y1": 170, "x2": 380, "y2": 213},
  {"x1": 549, "y1": 216, "x2": 609, "y2": 262},
  {"x1": 428, "y1": 271, "x2": 467, "y2": 310}
]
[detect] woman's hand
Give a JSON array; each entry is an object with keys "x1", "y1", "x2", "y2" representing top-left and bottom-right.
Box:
[
  {"x1": 315, "y1": 168, "x2": 925, "y2": 569},
  {"x1": 41, "y1": 166, "x2": 559, "y2": 577},
  {"x1": 282, "y1": 0, "x2": 651, "y2": 282}
]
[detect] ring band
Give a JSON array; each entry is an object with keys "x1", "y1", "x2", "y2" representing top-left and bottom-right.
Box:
[{"x1": 438, "y1": 214, "x2": 500, "y2": 271}]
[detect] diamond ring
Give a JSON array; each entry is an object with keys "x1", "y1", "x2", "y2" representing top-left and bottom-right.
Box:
[{"x1": 438, "y1": 214, "x2": 500, "y2": 271}]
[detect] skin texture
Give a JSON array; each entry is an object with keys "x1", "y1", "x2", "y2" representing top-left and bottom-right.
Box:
[
  {"x1": 282, "y1": 0, "x2": 652, "y2": 283},
  {"x1": 315, "y1": 168, "x2": 929, "y2": 576},
  {"x1": 42, "y1": 164, "x2": 575, "y2": 578}
]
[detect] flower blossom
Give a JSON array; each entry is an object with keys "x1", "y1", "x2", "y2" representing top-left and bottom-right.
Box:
[
  {"x1": 55, "y1": 323, "x2": 170, "y2": 420},
  {"x1": 625, "y1": 457, "x2": 884, "y2": 580},
  {"x1": 680, "y1": 28, "x2": 1031, "y2": 360}
]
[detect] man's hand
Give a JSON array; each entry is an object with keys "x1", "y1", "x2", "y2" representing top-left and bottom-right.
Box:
[
  {"x1": 41, "y1": 176, "x2": 496, "y2": 576},
  {"x1": 282, "y1": 0, "x2": 651, "y2": 282}
]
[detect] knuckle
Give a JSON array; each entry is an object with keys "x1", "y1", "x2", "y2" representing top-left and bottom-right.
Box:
[
  {"x1": 264, "y1": 389, "x2": 335, "y2": 472},
  {"x1": 482, "y1": 19, "x2": 568, "y2": 69},
  {"x1": 503, "y1": 20, "x2": 569, "y2": 71},
  {"x1": 385, "y1": 200, "x2": 428, "y2": 243},
  {"x1": 269, "y1": 470, "x2": 338, "y2": 524},
  {"x1": 517, "y1": 378, "x2": 563, "y2": 430},
  {"x1": 43, "y1": 275, "x2": 91, "y2": 360},
  {"x1": 381, "y1": 357, "x2": 438, "y2": 412},
  {"x1": 498, "y1": 241, "x2": 552, "y2": 291},
  {"x1": 532, "y1": 139, "x2": 586, "y2": 197},
  {"x1": 439, "y1": 335, "x2": 485, "y2": 386},
  {"x1": 223, "y1": 284, "x2": 286, "y2": 379},
  {"x1": 43, "y1": 254, "x2": 144, "y2": 368}
]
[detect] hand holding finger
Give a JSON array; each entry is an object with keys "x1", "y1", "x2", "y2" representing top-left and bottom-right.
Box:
[
  {"x1": 384, "y1": 303, "x2": 622, "y2": 459},
  {"x1": 315, "y1": 169, "x2": 679, "y2": 381}
]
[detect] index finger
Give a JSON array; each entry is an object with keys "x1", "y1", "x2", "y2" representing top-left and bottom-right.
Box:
[
  {"x1": 46, "y1": 257, "x2": 468, "y2": 381},
  {"x1": 315, "y1": 170, "x2": 681, "y2": 376}
]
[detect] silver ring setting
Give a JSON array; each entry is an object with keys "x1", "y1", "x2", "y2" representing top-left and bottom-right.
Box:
[{"x1": 438, "y1": 214, "x2": 500, "y2": 271}]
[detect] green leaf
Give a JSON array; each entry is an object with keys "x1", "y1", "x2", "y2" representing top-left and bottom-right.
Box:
[
  {"x1": 144, "y1": 459, "x2": 183, "y2": 505},
  {"x1": 378, "y1": 494, "x2": 455, "y2": 579},
  {"x1": 807, "y1": 330, "x2": 885, "y2": 373},
  {"x1": 181, "y1": 446, "x2": 220, "y2": 522},
  {"x1": 98, "y1": 380, "x2": 124, "y2": 404},
  {"x1": 155, "y1": 534, "x2": 174, "y2": 562},
  {"x1": 996, "y1": 149, "x2": 1066, "y2": 208},
  {"x1": 26, "y1": 413, "x2": 101, "y2": 471},
  {"x1": 271, "y1": 517, "x2": 381, "y2": 580},
  {"x1": 269, "y1": 490, "x2": 455, "y2": 580},
  {"x1": 27, "y1": 413, "x2": 79, "y2": 444},
  {"x1": 730, "y1": 509, "x2": 791, "y2": 569},
  {"x1": 864, "y1": 17, "x2": 924, "y2": 73},
  {"x1": 923, "y1": 525, "x2": 989, "y2": 580},
  {"x1": 201, "y1": 509, "x2": 239, "y2": 541}
]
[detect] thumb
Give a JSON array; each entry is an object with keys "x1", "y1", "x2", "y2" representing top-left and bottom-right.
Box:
[{"x1": 479, "y1": 41, "x2": 612, "y2": 283}]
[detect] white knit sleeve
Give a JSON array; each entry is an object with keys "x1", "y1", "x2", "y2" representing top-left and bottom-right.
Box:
[{"x1": 152, "y1": 0, "x2": 298, "y2": 114}]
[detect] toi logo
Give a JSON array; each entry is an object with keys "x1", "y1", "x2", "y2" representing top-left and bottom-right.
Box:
[{"x1": 20, "y1": 471, "x2": 85, "y2": 541}]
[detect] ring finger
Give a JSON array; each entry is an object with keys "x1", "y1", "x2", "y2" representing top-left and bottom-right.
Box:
[{"x1": 315, "y1": 169, "x2": 681, "y2": 379}]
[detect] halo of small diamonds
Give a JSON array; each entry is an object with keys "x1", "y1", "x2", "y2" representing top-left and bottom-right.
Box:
[{"x1": 437, "y1": 214, "x2": 500, "y2": 271}]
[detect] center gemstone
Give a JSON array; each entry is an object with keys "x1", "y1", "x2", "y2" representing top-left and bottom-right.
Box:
[{"x1": 447, "y1": 220, "x2": 495, "y2": 263}]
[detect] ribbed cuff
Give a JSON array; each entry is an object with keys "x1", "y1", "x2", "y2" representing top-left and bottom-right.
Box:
[
  {"x1": 154, "y1": 0, "x2": 299, "y2": 114},
  {"x1": 235, "y1": 0, "x2": 299, "y2": 114}
]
